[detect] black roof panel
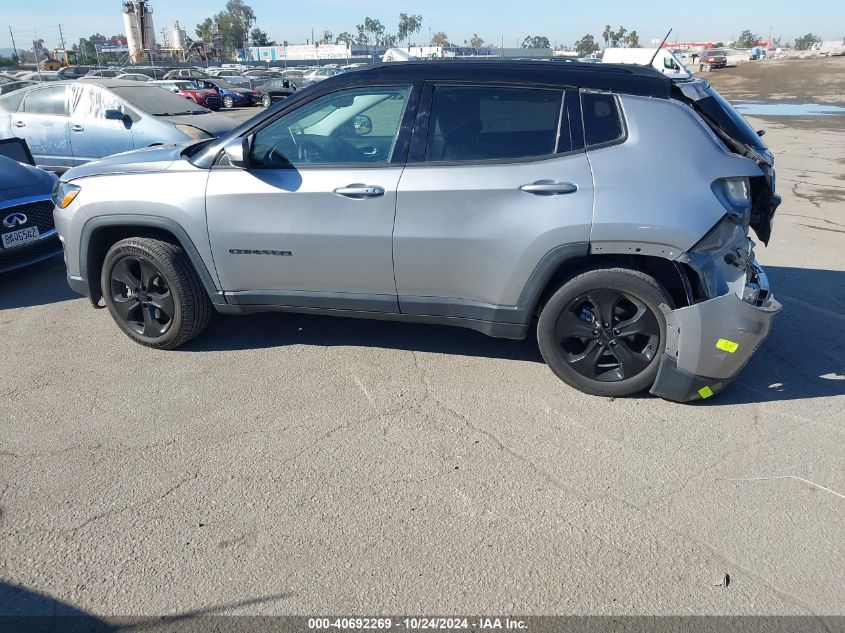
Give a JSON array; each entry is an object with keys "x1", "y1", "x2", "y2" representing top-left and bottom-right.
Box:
[{"x1": 334, "y1": 60, "x2": 672, "y2": 98}]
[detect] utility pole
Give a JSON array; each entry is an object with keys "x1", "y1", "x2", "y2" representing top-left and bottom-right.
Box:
[
  {"x1": 9, "y1": 26, "x2": 19, "y2": 63},
  {"x1": 58, "y1": 23, "x2": 65, "y2": 50}
]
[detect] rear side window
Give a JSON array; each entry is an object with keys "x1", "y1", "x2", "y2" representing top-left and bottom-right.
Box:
[
  {"x1": 22, "y1": 86, "x2": 68, "y2": 115},
  {"x1": 582, "y1": 92, "x2": 624, "y2": 147},
  {"x1": 426, "y1": 86, "x2": 563, "y2": 162}
]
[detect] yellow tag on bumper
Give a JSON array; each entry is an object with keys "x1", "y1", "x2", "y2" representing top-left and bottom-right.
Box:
[
  {"x1": 716, "y1": 339, "x2": 740, "y2": 354},
  {"x1": 698, "y1": 387, "x2": 715, "y2": 399}
]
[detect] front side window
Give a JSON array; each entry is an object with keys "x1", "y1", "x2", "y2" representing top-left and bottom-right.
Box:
[
  {"x1": 251, "y1": 86, "x2": 411, "y2": 167},
  {"x1": 21, "y1": 86, "x2": 69, "y2": 115},
  {"x1": 425, "y1": 86, "x2": 563, "y2": 162},
  {"x1": 582, "y1": 92, "x2": 625, "y2": 147}
]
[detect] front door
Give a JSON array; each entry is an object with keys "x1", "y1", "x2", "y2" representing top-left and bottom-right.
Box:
[
  {"x1": 68, "y1": 84, "x2": 136, "y2": 165},
  {"x1": 206, "y1": 84, "x2": 417, "y2": 312},
  {"x1": 11, "y1": 85, "x2": 72, "y2": 171}
]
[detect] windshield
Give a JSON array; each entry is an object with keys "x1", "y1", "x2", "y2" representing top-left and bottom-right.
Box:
[
  {"x1": 695, "y1": 86, "x2": 767, "y2": 151},
  {"x1": 208, "y1": 79, "x2": 233, "y2": 90},
  {"x1": 111, "y1": 86, "x2": 207, "y2": 115}
]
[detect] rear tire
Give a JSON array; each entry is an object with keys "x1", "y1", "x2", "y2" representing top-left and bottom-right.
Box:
[
  {"x1": 100, "y1": 237, "x2": 212, "y2": 350},
  {"x1": 261, "y1": 94, "x2": 272, "y2": 108},
  {"x1": 537, "y1": 267, "x2": 672, "y2": 397}
]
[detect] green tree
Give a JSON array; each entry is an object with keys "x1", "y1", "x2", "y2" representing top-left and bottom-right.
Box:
[
  {"x1": 196, "y1": 18, "x2": 214, "y2": 42},
  {"x1": 470, "y1": 34, "x2": 484, "y2": 49},
  {"x1": 335, "y1": 32, "x2": 354, "y2": 47},
  {"x1": 383, "y1": 34, "x2": 398, "y2": 48},
  {"x1": 521, "y1": 35, "x2": 550, "y2": 49},
  {"x1": 625, "y1": 30, "x2": 640, "y2": 48},
  {"x1": 195, "y1": 1, "x2": 257, "y2": 54},
  {"x1": 794, "y1": 33, "x2": 821, "y2": 50},
  {"x1": 431, "y1": 31, "x2": 449, "y2": 47},
  {"x1": 735, "y1": 30, "x2": 759, "y2": 48},
  {"x1": 610, "y1": 26, "x2": 627, "y2": 47},
  {"x1": 602, "y1": 25, "x2": 612, "y2": 49},
  {"x1": 575, "y1": 34, "x2": 600, "y2": 57},
  {"x1": 397, "y1": 13, "x2": 423, "y2": 45},
  {"x1": 250, "y1": 27, "x2": 273, "y2": 46}
]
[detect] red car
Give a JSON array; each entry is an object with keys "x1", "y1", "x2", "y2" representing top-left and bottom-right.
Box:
[
  {"x1": 152, "y1": 80, "x2": 222, "y2": 110},
  {"x1": 698, "y1": 49, "x2": 728, "y2": 71}
]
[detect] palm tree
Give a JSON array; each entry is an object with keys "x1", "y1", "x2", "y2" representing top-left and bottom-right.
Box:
[{"x1": 602, "y1": 25, "x2": 612, "y2": 49}]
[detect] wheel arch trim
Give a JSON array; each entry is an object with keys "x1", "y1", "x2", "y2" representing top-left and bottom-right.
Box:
[{"x1": 79, "y1": 215, "x2": 226, "y2": 307}]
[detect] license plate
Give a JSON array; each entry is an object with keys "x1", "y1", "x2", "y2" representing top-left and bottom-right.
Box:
[{"x1": 1, "y1": 226, "x2": 40, "y2": 249}]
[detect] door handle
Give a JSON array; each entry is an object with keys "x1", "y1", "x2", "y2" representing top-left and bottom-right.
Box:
[
  {"x1": 333, "y1": 185, "x2": 385, "y2": 199},
  {"x1": 70, "y1": 125, "x2": 85, "y2": 132},
  {"x1": 13, "y1": 121, "x2": 25, "y2": 128},
  {"x1": 520, "y1": 181, "x2": 578, "y2": 195}
]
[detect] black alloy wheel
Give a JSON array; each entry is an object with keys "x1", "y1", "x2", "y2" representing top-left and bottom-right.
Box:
[
  {"x1": 537, "y1": 268, "x2": 671, "y2": 397},
  {"x1": 101, "y1": 237, "x2": 211, "y2": 349},
  {"x1": 555, "y1": 289, "x2": 660, "y2": 382},
  {"x1": 109, "y1": 255, "x2": 175, "y2": 339}
]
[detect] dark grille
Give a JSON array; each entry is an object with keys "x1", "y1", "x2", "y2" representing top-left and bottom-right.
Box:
[
  {"x1": 0, "y1": 233, "x2": 61, "y2": 273},
  {"x1": 1, "y1": 199, "x2": 55, "y2": 233}
]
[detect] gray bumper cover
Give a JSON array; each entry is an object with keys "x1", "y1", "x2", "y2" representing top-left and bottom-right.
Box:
[{"x1": 650, "y1": 263, "x2": 782, "y2": 402}]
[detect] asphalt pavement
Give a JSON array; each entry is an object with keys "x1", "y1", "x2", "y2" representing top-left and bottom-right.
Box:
[{"x1": 0, "y1": 107, "x2": 842, "y2": 618}]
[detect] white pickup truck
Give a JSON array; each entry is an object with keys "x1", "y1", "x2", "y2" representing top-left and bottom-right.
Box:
[{"x1": 602, "y1": 47, "x2": 691, "y2": 79}]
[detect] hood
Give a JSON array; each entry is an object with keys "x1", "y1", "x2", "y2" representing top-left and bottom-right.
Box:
[
  {"x1": 160, "y1": 112, "x2": 237, "y2": 136},
  {"x1": 61, "y1": 143, "x2": 191, "y2": 182},
  {"x1": 0, "y1": 156, "x2": 57, "y2": 203}
]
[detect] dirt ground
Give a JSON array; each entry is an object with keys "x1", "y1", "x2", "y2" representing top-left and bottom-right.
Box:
[
  {"x1": 702, "y1": 55, "x2": 845, "y2": 105},
  {"x1": 699, "y1": 56, "x2": 845, "y2": 136}
]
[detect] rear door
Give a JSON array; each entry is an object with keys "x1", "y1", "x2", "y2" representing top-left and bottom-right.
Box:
[
  {"x1": 394, "y1": 83, "x2": 594, "y2": 317},
  {"x1": 68, "y1": 84, "x2": 136, "y2": 165},
  {"x1": 11, "y1": 85, "x2": 73, "y2": 171}
]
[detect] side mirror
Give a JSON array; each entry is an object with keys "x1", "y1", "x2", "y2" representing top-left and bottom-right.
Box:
[
  {"x1": 104, "y1": 109, "x2": 125, "y2": 121},
  {"x1": 756, "y1": 129, "x2": 766, "y2": 138},
  {"x1": 353, "y1": 114, "x2": 373, "y2": 136},
  {"x1": 223, "y1": 136, "x2": 251, "y2": 169}
]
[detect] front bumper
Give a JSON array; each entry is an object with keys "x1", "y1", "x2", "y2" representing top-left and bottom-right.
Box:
[{"x1": 650, "y1": 262, "x2": 782, "y2": 402}]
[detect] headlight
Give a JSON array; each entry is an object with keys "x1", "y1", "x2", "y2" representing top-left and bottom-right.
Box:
[
  {"x1": 53, "y1": 181, "x2": 81, "y2": 209},
  {"x1": 175, "y1": 124, "x2": 213, "y2": 140}
]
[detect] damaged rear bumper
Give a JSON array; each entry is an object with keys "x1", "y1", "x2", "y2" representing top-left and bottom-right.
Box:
[{"x1": 650, "y1": 262, "x2": 782, "y2": 402}]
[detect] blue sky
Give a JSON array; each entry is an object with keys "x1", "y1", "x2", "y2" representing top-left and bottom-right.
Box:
[{"x1": 3, "y1": 0, "x2": 844, "y2": 51}]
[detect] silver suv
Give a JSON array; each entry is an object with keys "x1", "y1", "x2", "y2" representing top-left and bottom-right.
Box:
[{"x1": 53, "y1": 62, "x2": 782, "y2": 402}]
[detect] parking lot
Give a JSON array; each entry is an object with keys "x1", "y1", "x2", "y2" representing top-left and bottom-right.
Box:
[{"x1": 1, "y1": 59, "x2": 843, "y2": 618}]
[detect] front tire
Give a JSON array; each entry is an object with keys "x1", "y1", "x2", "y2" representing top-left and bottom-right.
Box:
[
  {"x1": 100, "y1": 237, "x2": 212, "y2": 350},
  {"x1": 222, "y1": 95, "x2": 234, "y2": 108},
  {"x1": 537, "y1": 268, "x2": 672, "y2": 397},
  {"x1": 261, "y1": 94, "x2": 272, "y2": 108}
]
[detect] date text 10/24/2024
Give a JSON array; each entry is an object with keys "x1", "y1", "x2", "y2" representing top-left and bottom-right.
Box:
[{"x1": 307, "y1": 618, "x2": 528, "y2": 630}]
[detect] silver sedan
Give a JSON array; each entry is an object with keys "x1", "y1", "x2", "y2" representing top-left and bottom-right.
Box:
[{"x1": 0, "y1": 78, "x2": 238, "y2": 172}]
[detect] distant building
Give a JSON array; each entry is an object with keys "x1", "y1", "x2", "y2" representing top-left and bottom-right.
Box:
[{"x1": 123, "y1": 1, "x2": 156, "y2": 64}]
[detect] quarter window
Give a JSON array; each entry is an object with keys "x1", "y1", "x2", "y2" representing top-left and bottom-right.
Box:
[
  {"x1": 22, "y1": 86, "x2": 69, "y2": 116},
  {"x1": 425, "y1": 86, "x2": 563, "y2": 162},
  {"x1": 251, "y1": 86, "x2": 411, "y2": 167},
  {"x1": 582, "y1": 92, "x2": 624, "y2": 147}
]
